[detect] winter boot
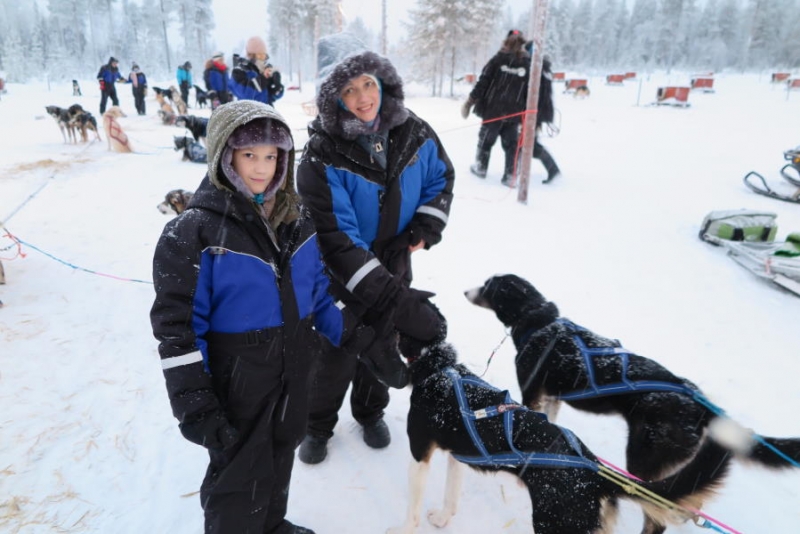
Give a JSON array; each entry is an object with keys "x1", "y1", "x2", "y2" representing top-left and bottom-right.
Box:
[
  {"x1": 362, "y1": 418, "x2": 391, "y2": 449},
  {"x1": 469, "y1": 163, "x2": 487, "y2": 178},
  {"x1": 470, "y1": 149, "x2": 490, "y2": 178},
  {"x1": 298, "y1": 434, "x2": 329, "y2": 465},
  {"x1": 534, "y1": 142, "x2": 561, "y2": 183},
  {"x1": 501, "y1": 173, "x2": 516, "y2": 188},
  {"x1": 269, "y1": 519, "x2": 316, "y2": 534}
]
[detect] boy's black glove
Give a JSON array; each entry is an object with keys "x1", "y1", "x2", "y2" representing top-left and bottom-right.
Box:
[
  {"x1": 343, "y1": 323, "x2": 409, "y2": 389},
  {"x1": 179, "y1": 409, "x2": 240, "y2": 451}
]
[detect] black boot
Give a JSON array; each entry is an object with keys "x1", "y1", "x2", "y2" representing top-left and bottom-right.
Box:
[
  {"x1": 362, "y1": 418, "x2": 391, "y2": 449},
  {"x1": 298, "y1": 434, "x2": 328, "y2": 465},
  {"x1": 534, "y1": 141, "x2": 560, "y2": 183},
  {"x1": 270, "y1": 519, "x2": 317, "y2": 534},
  {"x1": 470, "y1": 149, "x2": 490, "y2": 178},
  {"x1": 470, "y1": 163, "x2": 487, "y2": 178}
]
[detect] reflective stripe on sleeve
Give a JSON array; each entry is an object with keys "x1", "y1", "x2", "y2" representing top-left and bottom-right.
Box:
[
  {"x1": 161, "y1": 351, "x2": 203, "y2": 370},
  {"x1": 345, "y1": 258, "x2": 381, "y2": 293},
  {"x1": 416, "y1": 205, "x2": 448, "y2": 224}
]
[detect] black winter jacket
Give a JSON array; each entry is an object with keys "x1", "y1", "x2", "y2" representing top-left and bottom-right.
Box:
[
  {"x1": 470, "y1": 50, "x2": 531, "y2": 121},
  {"x1": 151, "y1": 101, "x2": 356, "y2": 428},
  {"x1": 297, "y1": 51, "x2": 454, "y2": 315}
]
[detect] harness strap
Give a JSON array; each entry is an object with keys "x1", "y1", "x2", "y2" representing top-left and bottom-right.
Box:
[
  {"x1": 555, "y1": 318, "x2": 697, "y2": 400},
  {"x1": 445, "y1": 368, "x2": 596, "y2": 471}
]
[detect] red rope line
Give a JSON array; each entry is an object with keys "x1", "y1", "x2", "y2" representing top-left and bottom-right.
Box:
[{"x1": 0, "y1": 230, "x2": 25, "y2": 261}]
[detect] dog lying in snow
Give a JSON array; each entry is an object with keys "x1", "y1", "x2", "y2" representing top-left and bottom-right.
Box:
[{"x1": 157, "y1": 189, "x2": 194, "y2": 215}]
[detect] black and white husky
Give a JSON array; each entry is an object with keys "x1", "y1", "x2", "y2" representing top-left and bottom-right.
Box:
[{"x1": 465, "y1": 273, "x2": 800, "y2": 533}]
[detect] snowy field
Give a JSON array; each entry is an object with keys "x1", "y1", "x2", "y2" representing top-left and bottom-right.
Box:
[{"x1": 1, "y1": 71, "x2": 800, "y2": 533}]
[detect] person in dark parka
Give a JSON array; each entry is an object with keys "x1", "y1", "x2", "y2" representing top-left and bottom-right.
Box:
[
  {"x1": 462, "y1": 30, "x2": 530, "y2": 186},
  {"x1": 296, "y1": 51, "x2": 453, "y2": 465},
  {"x1": 230, "y1": 36, "x2": 285, "y2": 105},
  {"x1": 96, "y1": 56, "x2": 124, "y2": 115},
  {"x1": 151, "y1": 100, "x2": 366, "y2": 534}
]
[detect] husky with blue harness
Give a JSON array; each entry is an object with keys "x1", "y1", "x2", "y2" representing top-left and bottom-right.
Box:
[
  {"x1": 466, "y1": 273, "x2": 800, "y2": 534},
  {"x1": 388, "y1": 336, "x2": 728, "y2": 534}
]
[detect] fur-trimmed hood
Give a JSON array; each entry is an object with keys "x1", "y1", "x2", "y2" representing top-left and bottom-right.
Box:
[{"x1": 316, "y1": 51, "x2": 409, "y2": 140}]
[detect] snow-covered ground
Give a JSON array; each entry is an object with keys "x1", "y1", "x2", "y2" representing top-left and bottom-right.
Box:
[{"x1": 1, "y1": 71, "x2": 799, "y2": 533}]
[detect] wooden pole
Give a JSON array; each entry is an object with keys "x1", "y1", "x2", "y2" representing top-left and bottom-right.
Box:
[{"x1": 517, "y1": 0, "x2": 549, "y2": 204}]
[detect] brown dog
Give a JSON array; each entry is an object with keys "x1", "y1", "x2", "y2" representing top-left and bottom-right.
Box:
[
  {"x1": 156, "y1": 189, "x2": 194, "y2": 215},
  {"x1": 169, "y1": 85, "x2": 188, "y2": 115},
  {"x1": 102, "y1": 106, "x2": 132, "y2": 153},
  {"x1": 155, "y1": 92, "x2": 175, "y2": 115}
]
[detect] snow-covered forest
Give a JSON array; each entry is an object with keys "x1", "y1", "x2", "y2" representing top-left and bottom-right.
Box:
[{"x1": 1, "y1": 0, "x2": 798, "y2": 87}]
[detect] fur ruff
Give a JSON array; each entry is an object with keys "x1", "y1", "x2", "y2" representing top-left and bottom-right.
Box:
[{"x1": 316, "y1": 51, "x2": 409, "y2": 140}]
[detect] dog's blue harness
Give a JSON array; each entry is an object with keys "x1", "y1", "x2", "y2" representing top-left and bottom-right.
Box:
[
  {"x1": 445, "y1": 368, "x2": 597, "y2": 471},
  {"x1": 545, "y1": 319, "x2": 697, "y2": 402}
]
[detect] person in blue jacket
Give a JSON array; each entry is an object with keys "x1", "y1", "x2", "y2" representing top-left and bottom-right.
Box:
[
  {"x1": 230, "y1": 36, "x2": 284, "y2": 105},
  {"x1": 151, "y1": 100, "x2": 373, "y2": 534},
  {"x1": 203, "y1": 52, "x2": 231, "y2": 108},
  {"x1": 96, "y1": 56, "x2": 124, "y2": 114},
  {"x1": 128, "y1": 63, "x2": 147, "y2": 115},
  {"x1": 296, "y1": 50, "x2": 453, "y2": 465},
  {"x1": 176, "y1": 61, "x2": 192, "y2": 105}
]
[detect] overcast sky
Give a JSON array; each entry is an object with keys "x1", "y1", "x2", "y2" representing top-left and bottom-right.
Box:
[{"x1": 210, "y1": 0, "x2": 416, "y2": 55}]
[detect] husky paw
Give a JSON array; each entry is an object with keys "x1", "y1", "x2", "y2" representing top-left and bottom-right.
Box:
[{"x1": 427, "y1": 509, "x2": 453, "y2": 528}]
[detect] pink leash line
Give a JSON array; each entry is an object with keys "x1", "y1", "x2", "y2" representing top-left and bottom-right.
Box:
[{"x1": 596, "y1": 457, "x2": 743, "y2": 534}]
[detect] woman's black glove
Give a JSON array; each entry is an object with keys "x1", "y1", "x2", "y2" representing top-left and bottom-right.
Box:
[{"x1": 179, "y1": 409, "x2": 240, "y2": 451}]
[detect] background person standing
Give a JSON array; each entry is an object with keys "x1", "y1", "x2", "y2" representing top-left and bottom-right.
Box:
[
  {"x1": 176, "y1": 61, "x2": 192, "y2": 106},
  {"x1": 96, "y1": 56, "x2": 124, "y2": 115},
  {"x1": 128, "y1": 63, "x2": 147, "y2": 115},
  {"x1": 461, "y1": 30, "x2": 530, "y2": 187}
]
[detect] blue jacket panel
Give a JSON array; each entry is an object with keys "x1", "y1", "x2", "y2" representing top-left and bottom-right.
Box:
[{"x1": 177, "y1": 67, "x2": 193, "y2": 86}]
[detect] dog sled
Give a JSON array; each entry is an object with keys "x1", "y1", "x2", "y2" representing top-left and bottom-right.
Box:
[
  {"x1": 743, "y1": 147, "x2": 800, "y2": 204},
  {"x1": 700, "y1": 209, "x2": 800, "y2": 296}
]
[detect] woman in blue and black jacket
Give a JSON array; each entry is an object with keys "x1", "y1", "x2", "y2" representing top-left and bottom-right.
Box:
[
  {"x1": 96, "y1": 56, "x2": 124, "y2": 114},
  {"x1": 296, "y1": 50, "x2": 454, "y2": 465},
  {"x1": 151, "y1": 100, "x2": 364, "y2": 534}
]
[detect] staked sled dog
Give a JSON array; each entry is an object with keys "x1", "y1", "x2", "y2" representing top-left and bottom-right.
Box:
[
  {"x1": 387, "y1": 337, "x2": 729, "y2": 534},
  {"x1": 102, "y1": 106, "x2": 132, "y2": 153},
  {"x1": 465, "y1": 273, "x2": 800, "y2": 534},
  {"x1": 175, "y1": 114, "x2": 208, "y2": 143},
  {"x1": 157, "y1": 189, "x2": 194, "y2": 215},
  {"x1": 68, "y1": 104, "x2": 101, "y2": 143},
  {"x1": 46, "y1": 105, "x2": 78, "y2": 143}
]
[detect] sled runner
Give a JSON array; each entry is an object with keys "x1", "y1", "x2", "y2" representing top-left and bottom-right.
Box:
[
  {"x1": 781, "y1": 147, "x2": 800, "y2": 186},
  {"x1": 700, "y1": 209, "x2": 800, "y2": 297},
  {"x1": 743, "y1": 171, "x2": 800, "y2": 204}
]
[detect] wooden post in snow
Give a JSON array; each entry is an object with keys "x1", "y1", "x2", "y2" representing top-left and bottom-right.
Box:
[{"x1": 517, "y1": 0, "x2": 550, "y2": 204}]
